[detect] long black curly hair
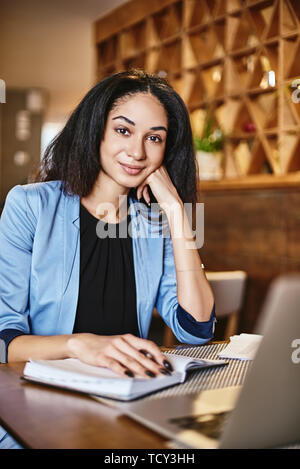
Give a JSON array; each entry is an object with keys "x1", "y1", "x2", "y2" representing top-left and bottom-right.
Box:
[{"x1": 34, "y1": 69, "x2": 199, "y2": 204}]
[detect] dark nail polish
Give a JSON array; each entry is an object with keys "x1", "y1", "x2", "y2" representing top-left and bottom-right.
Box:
[
  {"x1": 139, "y1": 349, "x2": 157, "y2": 363},
  {"x1": 139, "y1": 349, "x2": 153, "y2": 359},
  {"x1": 145, "y1": 370, "x2": 156, "y2": 378},
  {"x1": 159, "y1": 368, "x2": 171, "y2": 376},
  {"x1": 124, "y1": 370, "x2": 134, "y2": 378},
  {"x1": 163, "y1": 360, "x2": 174, "y2": 372}
]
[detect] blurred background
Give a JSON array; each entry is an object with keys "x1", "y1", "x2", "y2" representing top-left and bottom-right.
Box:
[
  {"x1": 1, "y1": 0, "x2": 300, "y2": 344},
  {"x1": 0, "y1": 0, "x2": 129, "y2": 200}
]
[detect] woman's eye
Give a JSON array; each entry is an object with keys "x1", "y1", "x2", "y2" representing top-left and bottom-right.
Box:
[
  {"x1": 116, "y1": 127, "x2": 130, "y2": 136},
  {"x1": 148, "y1": 135, "x2": 162, "y2": 143},
  {"x1": 115, "y1": 128, "x2": 162, "y2": 142}
]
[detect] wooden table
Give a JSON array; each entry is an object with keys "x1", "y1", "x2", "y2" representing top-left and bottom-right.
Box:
[{"x1": 0, "y1": 362, "x2": 171, "y2": 449}]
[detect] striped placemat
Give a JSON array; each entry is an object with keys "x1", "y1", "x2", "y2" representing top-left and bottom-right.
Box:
[{"x1": 147, "y1": 342, "x2": 251, "y2": 400}]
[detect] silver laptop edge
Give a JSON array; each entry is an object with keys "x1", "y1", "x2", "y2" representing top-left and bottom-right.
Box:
[{"x1": 122, "y1": 274, "x2": 300, "y2": 449}]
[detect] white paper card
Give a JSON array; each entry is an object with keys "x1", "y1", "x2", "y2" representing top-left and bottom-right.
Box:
[{"x1": 217, "y1": 333, "x2": 263, "y2": 361}]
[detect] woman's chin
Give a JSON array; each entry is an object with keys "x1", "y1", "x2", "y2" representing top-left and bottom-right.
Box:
[{"x1": 117, "y1": 174, "x2": 145, "y2": 189}]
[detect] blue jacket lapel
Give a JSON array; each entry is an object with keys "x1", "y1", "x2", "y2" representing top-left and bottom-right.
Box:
[{"x1": 63, "y1": 193, "x2": 80, "y2": 295}]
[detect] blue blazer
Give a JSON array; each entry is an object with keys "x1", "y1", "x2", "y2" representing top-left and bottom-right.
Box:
[{"x1": 0, "y1": 181, "x2": 215, "y2": 345}]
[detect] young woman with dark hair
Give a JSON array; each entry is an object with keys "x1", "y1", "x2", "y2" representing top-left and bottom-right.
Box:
[
  {"x1": 0, "y1": 70, "x2": 215, "y2": 448},
  {"x1": 37, "y1": 69, "x2": 198, "y2": 203}
]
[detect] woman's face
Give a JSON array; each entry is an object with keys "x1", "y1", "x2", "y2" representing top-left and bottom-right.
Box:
[{"x1": 100, "y1": 92, "x2": 168, "y2": 190}]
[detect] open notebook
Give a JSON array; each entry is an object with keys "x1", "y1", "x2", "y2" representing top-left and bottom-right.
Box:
[{"x1": 23, "y1": 353, "x2": 227, "y2": 401}]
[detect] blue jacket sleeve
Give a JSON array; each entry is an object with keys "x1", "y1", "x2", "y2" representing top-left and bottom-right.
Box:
[
  {"x1": 0, "y1": 185, "x2": 36, "y2": 334},
  {"x1": 155, "y1": 235, "x2": 215, "y2": 344},
  {"x1": 0, "y1": 329, "x2": 27, "y2": 363},
  {"x1": 177, "y1": 304, "x2": 216, "y2": 340}
]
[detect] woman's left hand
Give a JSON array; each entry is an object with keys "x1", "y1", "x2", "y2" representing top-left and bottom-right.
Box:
[{"x1": 136, "y1": 165, "x2": 181, "y2": 207}]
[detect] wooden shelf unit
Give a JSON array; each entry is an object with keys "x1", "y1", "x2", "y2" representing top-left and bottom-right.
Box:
[{"x1": 94, "y1": 0, "x2": 300, "y2": 185}]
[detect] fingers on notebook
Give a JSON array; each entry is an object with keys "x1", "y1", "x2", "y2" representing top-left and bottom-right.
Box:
[
  {"x1": 99, "y1": 357, "x2": 131, "y2": 377},
  {"x1": 123, "y1": 334, "x2": 166, "y2": 365},
  {"x1": 124, "y1": 335, "x2": 172, "y2": 375},
  {"x1": 107, "y1": 335, "x2": 169, "y2": 378},
  {"x1": 67, "y1": 333, "x2": 171, "y2": 379}
]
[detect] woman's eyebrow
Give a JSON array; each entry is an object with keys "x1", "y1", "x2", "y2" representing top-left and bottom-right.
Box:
[
  {"x1": 150, "y1": 126, "x2": 167, "y2": 132},
  {"x1": 112, "y1": 115, "x2": 167, "y2": 132},
  {"x1": 112, "y1": 115, "x2": 135, "y2": 126}
]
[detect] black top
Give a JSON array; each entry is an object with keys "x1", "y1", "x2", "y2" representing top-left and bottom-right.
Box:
[{"x1": 72, "y1": 203, "x2": 139, "y2": 336}]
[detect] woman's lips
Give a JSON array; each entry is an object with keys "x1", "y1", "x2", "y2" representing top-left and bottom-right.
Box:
[{"x1": 119, "y1": 163, "x2": 144, "y2": 175}]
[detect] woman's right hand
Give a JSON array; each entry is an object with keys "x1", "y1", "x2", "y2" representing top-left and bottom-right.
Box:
[{"x1": 66, "y1": 333, "x2": 173, "y2": 378}]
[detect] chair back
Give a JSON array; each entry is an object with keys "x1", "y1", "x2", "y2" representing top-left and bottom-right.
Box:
[{"x1": 206, "y1": 270, "x2": 247, "y2": 318}]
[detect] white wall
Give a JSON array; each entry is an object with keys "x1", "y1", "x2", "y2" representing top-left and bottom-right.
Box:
[{"x1": 0, "y1": 0, "x2": 129, "y2": 124}]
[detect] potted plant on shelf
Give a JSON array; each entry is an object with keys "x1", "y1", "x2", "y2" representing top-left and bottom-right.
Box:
[{"x1": 194, "y1": 115, "x2": 224, "y2": 181}]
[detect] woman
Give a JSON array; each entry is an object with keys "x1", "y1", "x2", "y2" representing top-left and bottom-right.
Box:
[{"x1": 0, "y1": 70, "x2": 215, "y2": 448}]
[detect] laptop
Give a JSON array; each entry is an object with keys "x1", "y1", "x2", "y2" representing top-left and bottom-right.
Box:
[{"x1": 121, "y1": 274, "x2": 300, "y2": 449}]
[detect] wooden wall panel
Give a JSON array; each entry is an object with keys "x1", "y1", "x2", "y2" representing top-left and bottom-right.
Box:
[
  {"x1": 284, "y1": 192, "x2": 300, "y2": 258},
  {"x1": 94, "y1": 0, "x2": 175, "y2": 44},
  {"x1": 199, "y1": 187, "x2": 300, "y2": 333}
]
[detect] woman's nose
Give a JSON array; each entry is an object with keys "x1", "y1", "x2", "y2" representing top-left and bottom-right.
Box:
[{"x1": 127, "y1": 136, "x2": 145, "y2": 160}]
